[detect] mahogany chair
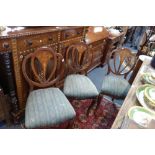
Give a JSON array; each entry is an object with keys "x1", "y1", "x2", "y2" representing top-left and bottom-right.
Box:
[
  {"x1": 63, "y1": 42, "x2": 99, "y2": 115},
  {"x1": 97, "y1": 48, "x2": 137, "y2": 108},
  {"x1": 22, "y1": 47, "x2": 75, "y2": 128}
]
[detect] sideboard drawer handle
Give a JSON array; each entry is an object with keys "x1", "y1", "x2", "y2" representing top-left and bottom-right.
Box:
[
  {"x1": 48, "y1": 37, "x2": 53, "y2": 41},
  {"x1": 65, "y1": 34, "x2": 70, "y2": 38},
  {"x1": 3, "y1": 42, "x2": 9, "y2": 49},
  {"x1": 25, "y1": 40, "x2": 33, "y2": 46}
]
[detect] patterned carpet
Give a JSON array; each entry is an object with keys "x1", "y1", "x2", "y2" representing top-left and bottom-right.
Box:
[{"x1": 70, "y1": 97, "x2": 118, "y2": 129}]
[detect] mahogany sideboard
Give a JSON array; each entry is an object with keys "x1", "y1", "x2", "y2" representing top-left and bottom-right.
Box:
[{"x1": 0, "y1": 26, "x2": 109, "y2": 121}]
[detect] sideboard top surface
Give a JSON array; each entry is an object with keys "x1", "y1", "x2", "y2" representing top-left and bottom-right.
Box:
[{"x1": 0, "y1": 26, "x2": 85, "y2": 39}]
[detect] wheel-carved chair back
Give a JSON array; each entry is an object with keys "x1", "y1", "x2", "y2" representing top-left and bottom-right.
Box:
[
  {"x1": 107, "y1": 48, "x2": 137, "y2": 79},
  {"x1": 66, "y1": 42, "x2": 93, "y2": 75},
  {"x1": 22, "y1": 47, "x2": 65, "y2": 91},
  {"x1": 95, "y1": 48, "x2": 137, "y2": 111}
]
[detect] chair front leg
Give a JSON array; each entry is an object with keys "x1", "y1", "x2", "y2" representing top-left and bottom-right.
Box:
[
  {"x1": 66, "y1": 119, "x2": 75, "y2": 129},
  {"x1": 94, "y1": 93, "x2": 103, "y2": 116},
  {"x1": 111, "y1": 97, "x2": 114, "y2": 101},
  {"x1": 86, "y1": 97, "x2": 98, "y2": 116}
]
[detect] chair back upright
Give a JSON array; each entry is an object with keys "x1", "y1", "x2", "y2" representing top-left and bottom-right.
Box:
[
  {"x1": 22, "y1": 47, "x2": 65, "y2": 91},
  {"x1": 107, "y1": 48, "x2": 137, "y2": 79},
  {"x1": 66, "y1": 42, "x2": 93, "y2": 75}
]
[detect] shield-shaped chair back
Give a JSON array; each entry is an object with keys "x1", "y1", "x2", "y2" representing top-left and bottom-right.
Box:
[
  {"x1": 22, "y1": 47, "x2": 65, "y2": 91},
  {"x1": 66, "y1": 42, "x2": 93, "y2": 74},
  {"x1": 107, "y1": 48, "x2": 137, "y2": 79}
]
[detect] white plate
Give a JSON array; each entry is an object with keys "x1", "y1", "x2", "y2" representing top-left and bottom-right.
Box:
[
  {"x1": 136, "y1": 85, "x2": 155, "y2": 114},
  {"x1": 128, "y1": 106, "x2": 155, "y2": 128},
  {"x1": 142, "y1": 73, "x2": 155, "y2": 85},
  {"x1": 139, "y1": 55, "x2": 152, "y2": 62}
]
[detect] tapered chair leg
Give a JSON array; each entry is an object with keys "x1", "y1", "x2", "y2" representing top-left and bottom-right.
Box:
[
  {"x1": 66, "y1": 119, "x2": 75, "y2": 129},
  {"x1": 87, "y1": 97, "x2": 98, "y2": 116},
  {"x1": 94, "y1": 94, "x2": 103, "y2": 116}
]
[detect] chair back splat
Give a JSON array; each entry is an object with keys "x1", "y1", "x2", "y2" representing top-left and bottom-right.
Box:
[
  {"x1": 66, "y1": 42, "x2": 93, "y2": 75},
  {"x1": 22, "y1": 47, "x2": 65, "y2": 91},
  {"x1": 107, "y1": 48, "x2": 137, "y2": 79}
]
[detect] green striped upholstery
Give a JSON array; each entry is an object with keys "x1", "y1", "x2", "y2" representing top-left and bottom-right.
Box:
[
  {"x1": 101, "y1": 75, "x2": 131, "y2": 98},
  {"x1": 25, "y1": 88, "x2": 76, "y2": 128},
  {"x1": 63, "y1": 74, "x2": 99, "y2": 99}
]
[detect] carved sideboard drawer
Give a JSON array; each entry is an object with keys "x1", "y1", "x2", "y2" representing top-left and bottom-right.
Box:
[
  {"x1": 59, "y1": 38, "x2": 83, "y2": 56},
  {"x1": 18, "y1": 44, "x2": 58, "y2": 62},
  {"x1": 16, "y1": 32, "x2": 58, "y2": 51},
  {"x1": 60, "y1": 27, "x2": 84, "y2": 41},
  {"x1": 88, "y1": 39, "x2": 106, "y2": 48},
  {"x1": 90, "y1": 44, "x2": 105, "y2": 54}
]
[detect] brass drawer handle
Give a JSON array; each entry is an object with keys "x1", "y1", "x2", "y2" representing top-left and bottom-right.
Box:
[
  {"x1": 48, "y1": 37, "x2": 53, "y2": 42},
  {"x1": 3, "y1": 42, "x2": 10, "y2": 49},
  {"x1": 25, "y1": 40, "x2": 33, "y2": 46},
  {"x1": 64, "y1": 30, "x2": 77, "y2": 39},
  {"x1": 77, "y1": 31, "x2": 81, "y2": 35},
  {"x1": 65, "y1": 33, "x2": 70, "y2": 38}
]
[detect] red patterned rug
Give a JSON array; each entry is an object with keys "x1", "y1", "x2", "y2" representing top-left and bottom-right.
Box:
[{"x1": 69, "y1": 97, "x2": 118, "y2": 129}]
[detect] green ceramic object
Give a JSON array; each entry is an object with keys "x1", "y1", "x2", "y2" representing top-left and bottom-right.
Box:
[
  {"x1": 144, "y1": 87, "x2": 155, "y2": 109},
  {"x1": 141, "y1": 73, "x2": 155, "y2": 85},
  {"x1": 136, "y1": 84, "x2": 155, "y2": 113},
  {"x1": 128, "y1": 106, "x2": 155, "y2": 128}
]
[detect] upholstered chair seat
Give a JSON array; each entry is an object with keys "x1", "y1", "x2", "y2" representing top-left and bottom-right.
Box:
[
  {"x1": 63, "y1": 74, "x2": 99, "y2": 99},
  {"x1": 101, "y1": 75, "x2": 131, "y2": 99},
  {"x1": 25, "y1": 88, "x2": 76, "y2": 128}
]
